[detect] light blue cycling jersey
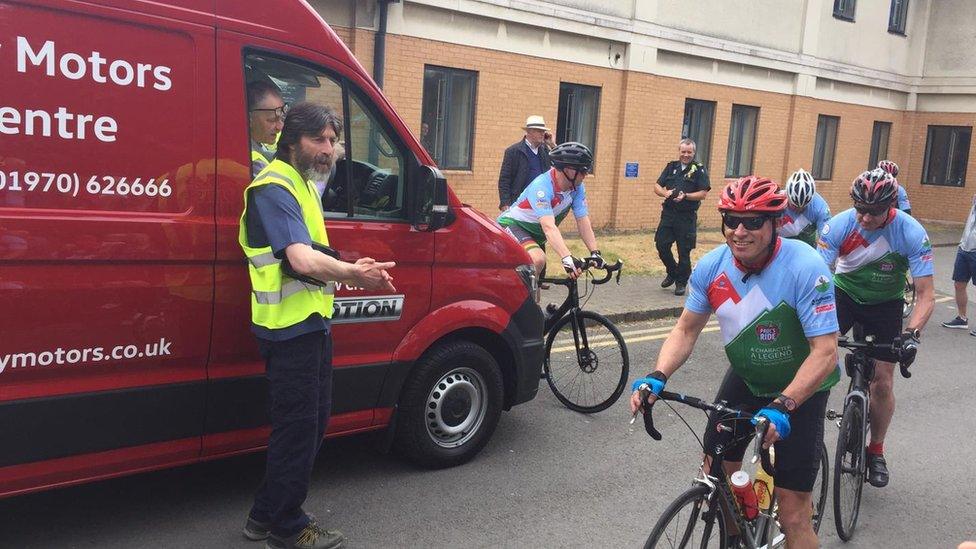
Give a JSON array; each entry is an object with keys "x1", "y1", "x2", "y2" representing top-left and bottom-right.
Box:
[
  {"x1": 896, "y1": 183, "x2": 911, "y2": 211},
  {"x1": 686, "y1": 238, "x2": 840, "y2": 397},
  {"x1": 497, "y1": 169, "x2": 588, "y2": 241},
  {"x1": 779, "y1": 193, "x2": 831, "y2": 247},
  {"x1": 818, "y1": 208, "x2": 934, "y2": 305}
]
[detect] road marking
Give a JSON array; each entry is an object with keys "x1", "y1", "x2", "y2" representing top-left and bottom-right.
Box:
[{"x1": 935, "y1": 296, "x2": 953, "y2": 303}]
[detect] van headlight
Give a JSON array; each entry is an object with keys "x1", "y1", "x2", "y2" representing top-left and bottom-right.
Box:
[{"x1": 515, "y1": 264, "x2": 537, "y2": 294}]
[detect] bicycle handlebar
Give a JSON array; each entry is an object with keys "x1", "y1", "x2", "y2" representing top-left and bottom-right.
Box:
[
  {"x1": 838, "y1": 335, "x2": 916, "y2": 379},
  {"x1": 636, "y1": 386, "x2": 775, "y2": 475},
  {"x1": 541, "y1": 257, "x2": 624, "y2": 286}
]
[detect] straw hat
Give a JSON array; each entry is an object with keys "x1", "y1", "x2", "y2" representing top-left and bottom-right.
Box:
[{"x1": 522, "y1": 115, "x2": 551, "y2": 132}]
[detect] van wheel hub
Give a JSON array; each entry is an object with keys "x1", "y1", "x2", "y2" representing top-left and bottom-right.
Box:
[{"x1": 424, "y1": 367, "x2": 488, "y2": 448}]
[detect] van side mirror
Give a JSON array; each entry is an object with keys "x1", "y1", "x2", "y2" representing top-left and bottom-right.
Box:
[{"x1": 413, "y1": 165, "x2": 450, "y2": 231}]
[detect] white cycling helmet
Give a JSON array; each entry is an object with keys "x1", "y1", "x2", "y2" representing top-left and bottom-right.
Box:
[{"x1": 785, "y1": 168, "x2": 816, "y2": 209}]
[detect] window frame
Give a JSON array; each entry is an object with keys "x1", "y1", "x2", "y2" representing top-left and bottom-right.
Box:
[
  {"x1": 921, "y1": 125, "x2": 972, "y2": 188},
  {"x1": 243, "y1": 49, "x2": 418, "y2": 224},
  {"x1": 833, "y1": 0, "x2": 856, "y2": 22},
  {"x1": 868, "y1": 121, "x2": 892, "y2": 170},
  {"x1": 812, "y1": 114, "x2": 840, "y2": 181},
  {"x1": 682, "y1": 98, "x2": 716, "y2": 169},
  {"x1": 888, "y1": 0, "x2": 909, "y2": 35},
  {"x1": 725, "y1": 104, "x2": 760, "y2": 178},
  {"x1": 556, "y1": 82, "x2": 602, "y2": 172},
  {"x1": 421, "y1": 64, "x2": 478, "y2": 171}
]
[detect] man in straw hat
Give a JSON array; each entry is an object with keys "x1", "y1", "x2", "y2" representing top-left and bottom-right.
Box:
[{"x1": 498, "y1": 115, "x2": 557, "y2": 211}]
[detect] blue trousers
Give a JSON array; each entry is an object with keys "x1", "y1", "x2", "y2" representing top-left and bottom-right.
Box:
[{"x1": 250, "y1": 330, "x2": 333, "y2": 538}]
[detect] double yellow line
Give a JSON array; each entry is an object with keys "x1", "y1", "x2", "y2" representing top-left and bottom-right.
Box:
[{"x1": 550, "y1": 320, "x2": 721, "y2": 354}]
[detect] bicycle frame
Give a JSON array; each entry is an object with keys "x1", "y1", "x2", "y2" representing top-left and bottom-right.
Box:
[{"x1": 541, "y1": 258, "x2": 622, "y2": 335}]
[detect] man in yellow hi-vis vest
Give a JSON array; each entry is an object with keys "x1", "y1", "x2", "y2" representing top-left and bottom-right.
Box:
[
  {"x1": 248, "y1": 80, "x2": 286, "y2": 180},
  {"x1": 239, "y1": 102, "x2": 395, "y2": 549}
]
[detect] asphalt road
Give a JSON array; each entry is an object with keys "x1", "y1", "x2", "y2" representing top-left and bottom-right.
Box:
[{"x1": 1, "y1": 247, "x2": 974, "y2": 548}]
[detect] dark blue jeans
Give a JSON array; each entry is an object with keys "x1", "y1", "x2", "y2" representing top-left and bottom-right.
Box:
[{"x1": 250, "y1": 330, "x2": 333, "y2": 538}]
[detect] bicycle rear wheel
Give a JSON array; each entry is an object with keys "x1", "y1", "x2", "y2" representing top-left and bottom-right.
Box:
[
  {"x1": 543, "y1": 310, "x2": 629, "y2": 413},
  {"x1": 903, "y1": 277, "x2": 915, "y2": 318},
  {"x1": 833, "y1": 398, "x2": 866, "y2": 541},
  {"x1": 644, "y1": 485, "x2": 727, "y2": 549},
  {"x1": 812, "y1": 441, "x2": 829, "y2": 534}
]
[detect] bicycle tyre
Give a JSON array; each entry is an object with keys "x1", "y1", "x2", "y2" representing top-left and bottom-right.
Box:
[
  {"x1": 543, "y1": 310, "x2": 629, "y2": 413},
  {"x1": 812, "y1": 441, "x2": 829, "y2": 534},
  {"x1": 833, "y1": 398, "x2": 865, "y2": 541},
  {"x1": 644, "y1": 484, "x2": 727, "y2": 549}
]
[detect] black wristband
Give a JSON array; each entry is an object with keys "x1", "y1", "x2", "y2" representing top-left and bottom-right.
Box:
[
  {"x1": 648, "y1": 371, "x2": 668, "y2": 382},
  {"x1": 768, "y1": 400, "x2": 790, "y2": 416}
]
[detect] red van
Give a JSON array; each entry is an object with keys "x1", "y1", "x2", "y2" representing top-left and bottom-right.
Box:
[{"x1": 0, "y1": 0, "x2": 544, "y2": 498}]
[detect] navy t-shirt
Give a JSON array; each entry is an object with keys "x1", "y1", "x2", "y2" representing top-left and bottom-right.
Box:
[{"x1": 246, "y1": 184, "x2": 331, "y2": 341}]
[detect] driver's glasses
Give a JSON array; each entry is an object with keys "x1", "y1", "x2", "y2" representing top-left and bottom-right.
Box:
[
  {"x1": 251, "y1": 104, "x2": 289, "y2": 121},
  {"x1": 723, "y1": 214, "x2": 768, "y2": 231},
  {"x1": 854, "y1": 204, "x2": 888, "y2": 217}
]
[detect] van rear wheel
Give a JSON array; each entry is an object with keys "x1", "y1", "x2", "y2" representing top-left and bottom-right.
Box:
[{"x1": 394, "y1": 341, "x2": 503, "y2": 468}]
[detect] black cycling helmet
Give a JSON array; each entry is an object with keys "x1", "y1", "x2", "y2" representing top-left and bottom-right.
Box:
[
  {"x1": 851, "y1": 168, "x2": 897, "y2": 205},
  {"x1": 549, "y1": 141, "x2": 593, "y2": 171}
]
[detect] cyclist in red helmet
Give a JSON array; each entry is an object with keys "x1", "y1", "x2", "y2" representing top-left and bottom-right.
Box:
[
  {"x1": 632, "y1": 176, "x2": 840, "y2": 549},
  {"x1": 877, "y1": 160, "x2": 912, "y2": 215},
  {"x1": 817, "y1": 168, "x2": 935, "y2": 488}
]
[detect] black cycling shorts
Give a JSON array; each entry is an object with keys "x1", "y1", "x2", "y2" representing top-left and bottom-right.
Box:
[
  {"x1": 835, "y1": 287, "x2": 903, "y2": 363},
  {"x1": 701, "y1": 369, "x2": 827, "y2": 493},
  {"x1": 502, "y1": 225, "x2": 544, "y2": 252}
]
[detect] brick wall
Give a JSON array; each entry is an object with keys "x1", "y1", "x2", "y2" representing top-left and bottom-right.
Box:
[{"x1": 333, "y1": 26, "x2": 974, "y2": 226}]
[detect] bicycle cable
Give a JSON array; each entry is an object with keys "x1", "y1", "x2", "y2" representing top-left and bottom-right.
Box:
[{"x1": 659, "y1": 400, "x2": 759, "y2": 454}]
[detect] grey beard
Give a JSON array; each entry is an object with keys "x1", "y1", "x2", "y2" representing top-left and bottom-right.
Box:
[{"x1": 304, "y1": 167, "x2": 330, "y2": 186}]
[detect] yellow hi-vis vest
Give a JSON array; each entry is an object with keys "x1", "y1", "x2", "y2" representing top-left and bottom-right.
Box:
[{"x1": 239, "y1": 158, "x2": 334, "y2": 329}]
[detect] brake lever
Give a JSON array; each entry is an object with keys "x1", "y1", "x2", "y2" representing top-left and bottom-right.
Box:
[{"x1": 632, "y1": 385, "x2": 662, "y2": 440}]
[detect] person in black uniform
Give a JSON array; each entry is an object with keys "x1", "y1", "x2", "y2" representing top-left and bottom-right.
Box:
[{"x1": 654, "y1": 138, "x2": 711, "y2": 296}]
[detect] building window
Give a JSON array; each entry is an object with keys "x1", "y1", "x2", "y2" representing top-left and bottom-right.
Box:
[
  {"x1": 868, "y1": 121, "x2": 892, "y2": 170},
  {"x1": 682, "y1": 99, "x2": 716, "y2": 168},
  {"x1": 812, "y1": 115, "x2": 840, "y2": 180},
  {"x1": 421, "y1": 65, "x2": 477, "y2": 170},
  {"x1": 833, "y1": 0, "x2": 856, "y2": 21},
  {"x1": 557, "y1": 82, "x2": 601, "y2": 170},
  {"x1": 726, "y1": 104, "x2": 759, "y2": 178},
  {"x1": 922, "y1": 125, "x2": 971, "y2": 187},
  {"x1": 889, "y1": 0, "x2": 909, "y2": 34}
]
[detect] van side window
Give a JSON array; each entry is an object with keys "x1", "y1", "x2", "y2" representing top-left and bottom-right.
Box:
[{"x1": 243, "y1": 53, "x2": 406, "y2": 221}]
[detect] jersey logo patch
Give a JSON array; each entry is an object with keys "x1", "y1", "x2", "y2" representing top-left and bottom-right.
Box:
[
  {"x1": 879, "y1": 261, "x2": 894, "y2": 272},
  {"x1": 536, "y1": 190, "x2": 546, "y2": 199},
  {"x1": 756, "y1": 323, "x2": 780, "y2": 343},
  {"x1": 815, "y1": 275, "x2": 830, "y2": 293}
]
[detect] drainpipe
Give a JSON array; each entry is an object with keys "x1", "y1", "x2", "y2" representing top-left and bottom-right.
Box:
[{"x1": 373, "y1": 0, "x2": 399, "y2": 89}]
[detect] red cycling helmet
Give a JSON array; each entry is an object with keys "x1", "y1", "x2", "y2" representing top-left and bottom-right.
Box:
[
  {"x1": 877, "y1": 160, "x2": 899, "y2": 177},
  {"x1": 718, "y1": 176, "x2": 788, "y2": 214},
  {"x1": 851, "y1": 169, "x2": 897, "y2": 205}
]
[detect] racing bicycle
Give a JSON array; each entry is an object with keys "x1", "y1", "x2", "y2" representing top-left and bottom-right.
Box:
[
  {"x1": 829, "y1": 325, "x2": 916, "y2": 541},
  {"x1": 541, "y1": 257, "x2": 628, "y2": 413},
  {"x1": 902, "y1": 274, "x2": 915, "y2": 319},
  {"x1": 638, "y1": 389, "x2": 828, "y2": 548}
]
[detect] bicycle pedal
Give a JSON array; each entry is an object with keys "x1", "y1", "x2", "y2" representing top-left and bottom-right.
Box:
[
  {"x1": 545, "y1": 303, "x2": 559, "y2": 315},
  {"x1": 825, "y1": 409, "x2": 839, "y2": 420}
]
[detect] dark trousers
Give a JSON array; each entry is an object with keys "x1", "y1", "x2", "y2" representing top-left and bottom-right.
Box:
[
  {"x1": 250, "y1": 330, "x2": 333, "y2": 538},
  {"x1": 655, "y1": 210, "x2": 698, "y2": 284}
]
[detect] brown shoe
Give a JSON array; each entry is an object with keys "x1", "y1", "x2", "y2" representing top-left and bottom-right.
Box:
[{"x1": 266, "y1": 522, "x2": 344, "y2": 549}]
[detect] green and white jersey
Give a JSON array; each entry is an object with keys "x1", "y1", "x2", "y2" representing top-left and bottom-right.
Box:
[
  {"x1": 778, "y1": 193, "x2": 831, "y2": 247},
  {"x1": 686, "y1": 238, "x2": 841, "y2": 397},
  {"x1": 818, "y1": 208, "x2": 934, "y2": 305}
]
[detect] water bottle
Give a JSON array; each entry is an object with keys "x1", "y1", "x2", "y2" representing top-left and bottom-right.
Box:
[{"x1": 730, "y1": 470, "x2": 759, "y2": 520}]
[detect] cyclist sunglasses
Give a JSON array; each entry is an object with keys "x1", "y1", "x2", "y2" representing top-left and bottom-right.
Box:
[
  {"x1": 722, "y1": 214, "x2": 769, "y2": 231},
  {"x1": 853, "y1": 204, "x2": 888, "y2": 216}
]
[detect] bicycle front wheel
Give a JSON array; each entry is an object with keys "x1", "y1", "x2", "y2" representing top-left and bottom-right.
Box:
[
  {"x1": 644, "y1": 485, "x2": 727, "y2": 549},
  {"x1": 543, "y1": 310, "x2": 629, "y2": 413},
  {"x1": 833, "y1": 398, "x2": 866, "y2": 541}
]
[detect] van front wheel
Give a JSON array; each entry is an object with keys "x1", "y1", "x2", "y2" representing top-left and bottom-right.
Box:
[{"x1": 394, "y1": 341, "x2": 504, "y2": 468}]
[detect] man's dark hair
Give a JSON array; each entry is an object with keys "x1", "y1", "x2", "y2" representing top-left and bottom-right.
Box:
[
  {"x1": 276, "y1": 102, "x2": 343, "y2": 160},
  {"x1": 246, "y1": 80, "x2": 283, "y2": 111}
]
